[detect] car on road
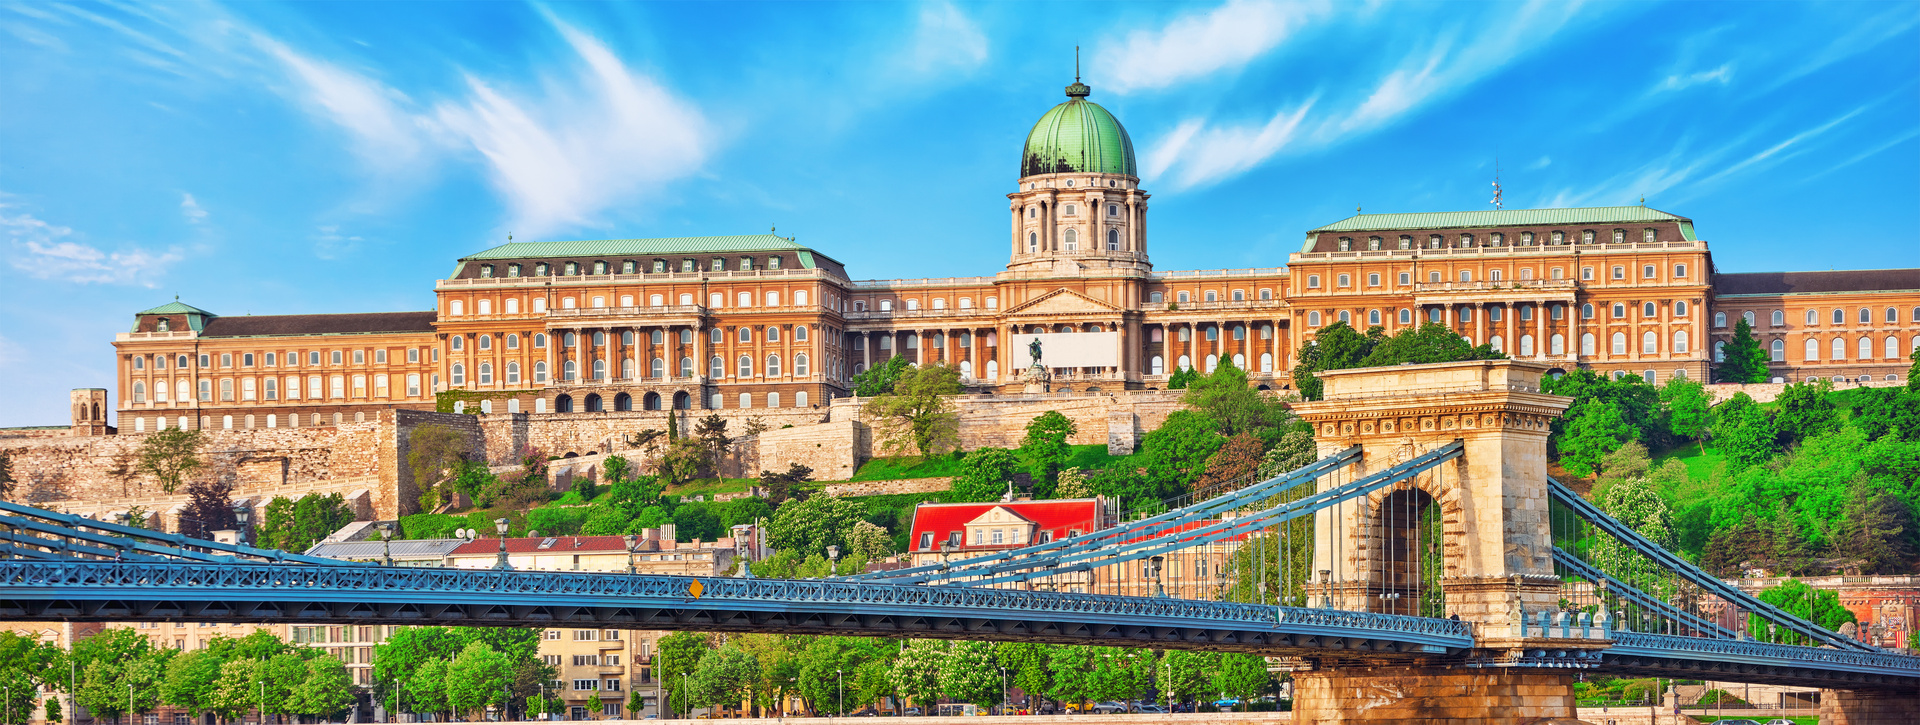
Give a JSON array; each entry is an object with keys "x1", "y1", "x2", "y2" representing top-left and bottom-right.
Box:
[
  {"x1": 1134, "y1": 705, "x2": 1168, "y2": 714},
  {"x1": 1764, "y1": 720, "x2": 1798, "y2": 725},
  {"x1": 1711, "y1": 720, "x2": 1763, "y2": 725},
  {"x1": 1213, "y1": 698, "x2": 1241, "y2": 709},
  {"x1": 1091, "y1": 702, "x2": 1128, "y2": 714},
  {"x1": 901, "y1": 707, "x2": 922, "y2": 717}
]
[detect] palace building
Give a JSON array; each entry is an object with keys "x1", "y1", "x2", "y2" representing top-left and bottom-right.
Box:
[{"x1": 108, "y1": 78, "x2": 1919, "y2": 434}]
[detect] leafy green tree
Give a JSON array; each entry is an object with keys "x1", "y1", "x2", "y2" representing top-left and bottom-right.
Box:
[
  {"x1": 295, "y1": 657, "x2": 354, "y2": 719},
  {"x1": 1165, "y1": 366, "x2": 1198, "y2": 390},
  {"x1": 693, "y1": 414, "x2": 734, "y2": 469},
  {"x1": 1212, "y1": 653, "x2": 1271, "y2": 705},
  {"x1": 686, "y1": 643, "x2": 757, "y2": 711},
  {"x1": 657, "y1": 632, "x2": 710, "y2": 716},
  {"x1": 1194, "y1": 433, "x2": 1266, "y2": 496},
  {"x1": 949, "y1": 448, "x2": 1019, "y2": 502},
  {"x1": 888, "y1": 640, "x2": 943, "y2": 712},
  {"x1": 1593, "y1": 473, "x2": 1676, "y2": 585},
  {"x1": 0, "y1": 668, "x2": 37, "y2": 725},
  {"x1": 757, "y1": 464, "x2": 812, "y2": 505},
  {"x1": 1714, "y1": 393, "x2": 1780, "y2": 468},
  {"x1": 1834, "y1": 482, "x2": 1918, "y2": 574},
  {"x1": 658, "y1": 437, "x2": 708, "y2": 485},
  {"x1": 1156, "y1": 650, "x2": 1216, "y2": 708},
  {"x1": 1135, "y1": 410, "x2": 1226, "y2": 498},
  {"x1": 1556, "y1": 400, "x2": 1638, "y2": 477},
  {"x1": 1773, "y1": 379, "x2": 1840, "y2": 445},
  {"x1": 1044, "y1": 646, "x2": 1096, "y2": 712},
  {"x1": 1052, "y1": 467, "x2": 1093, "y2": 498},
  {"x1": 993, "y1": 644, "x2": 1051, "y2": 709},
  {"x1": 136, "y1": 427, "x2": 206, "y2": 494},
  {"x1": 852, "y1": 355, "x2": 913, "y2": 397},
  {"x1": 1749, "y1": 579, "x2": 1855, "y2": 643},
  {"x1": 76, "y1": 661, "x2": 125, "y2": 724},
  {"x1": 1658, "y1": 377, "x2": 1711, "y2": 453},
  {"x1": 1910, "y1": 346, "x2": 1920, "y2": 392},
  {"x1": 211, "y1": 658, "x2": 260, "y2": 722},
  {"x1": 1182, "y1": 359, "x2": 1298, "y2": 444},
  {"x1": 1018, "y1": 412, "x2": 1077, "y2": 494},
  {"x1": 1846, "y1": 387, "x2": 1920, "y2": 443},
  {"x1": 1290, "y1": 321, "x2": 1380, "y2": 401},
  {"x1": 405, "y1": 658, "x2": 450, "y2": 719},
  {"x1": 161, "y1": 649, "x2": 225, "y2": 719},
  {"x1": 796, "y1": 638, "x2": 880, "y2": 716},
  {"x1": 261, "y1": 654, "x2": 309, "y2": 721},
  {"x1": 1088, "y1": 648, "x2": 1147, "y2": 706},
  {"x1": 866, "y1": 362, "x2": 963, "y2": 459},
  {"x1": 1357, "y1": 321, "x2": 1503, "y2": 367},
  {"x1": 408, "y1": 425, "x2": 469, "y2": 511},
  {"x1": 843, "y1": 520, "x2": 893, "y2": 561},
  {"x1": 445, "y1": 641, "x2": 509, "y2": 719},
  {"x1": 1702, "y1": 514, "x2": 1770, "y2": 576},
  {"x1": 941, "y1": 641, "x2": 999, "y2": 708},
  {"x1": 261, "y1": 493, "x2": 354, "y2": 553},
  {"x1": 1715, "y1": 318, "x2": 1770, "y2": 383},
  {"x1": 766, "y1": 494, "x2": 868, "y2": 559},
  {"x1": 41, "y1": 691, "x2": 60, "y2": 725}
]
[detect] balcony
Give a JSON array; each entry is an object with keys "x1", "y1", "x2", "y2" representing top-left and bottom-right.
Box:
[
  {"x1": 116, "y1": 331, "x2": 198, "y2": 342},
  {"x1": 1293, "y1": 239, "x2": 1706, "y2": 262},
  {"x1": 843, "y1": 307, "x2": 997, "y2": 322},
  {"x1": 1150, "y1": 267, "x2": 1287, "y2": 280},
  {"x1": 1138, "y1": 299, "x2": 1288, "y2": 313},
  {"x1": 546, "y1": 305, "x2": 708, "y2": 323},
  {"x1": 1413, "y1": 279, "x2": 1579, "y2": 305},
  {"x1": 848, "y1": 275, "x2": 996, "y2": 289},
  {"x1": 436, "y1": 267, "x2": 836, "y2": 289}
]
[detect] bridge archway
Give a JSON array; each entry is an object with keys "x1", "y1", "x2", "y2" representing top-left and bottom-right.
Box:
[{"x1": 1367, "y1": 484, "x2": 1446, "y2": 618}]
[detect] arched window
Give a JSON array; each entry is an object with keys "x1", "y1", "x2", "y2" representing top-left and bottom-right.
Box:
[
  {"x1": 1063, "y1": 228, "x2": 1078, "y2": 250},
  {"x1": 1805, "y1": 339, "x2": 1819, "y2": 361},
  {"x1": 1715, "y1": 341, "x2": 1727, "y2": 362},
  {"x1": 1520, "y1": 335, "x2": 1535, "y2": 357},
  {"x1": 767, "y1": 354, "x2": 781, "y2": 377},
  {"x1": 1887, "y1": 307, "x2": 1898, "y2": 323},
  {"x1": 1859, "y1": 337, "x2": 1874, "y2": 359},
  {"x1": 450, "y1": 364, "x2": 465, "y2": 385},
  {"x1": 1150, "y1": 355, "x2": 1165, "y2": 375},
  {"x1": 1612, "y1": 303, "x2": 1626, "y2": 319},
  {"x1": 534, "y1": 361, "x2": 548, "y2": 383},
  {"x1": 1741, "y1": 310, "x2": 1754, "y2": 326},
  {"x1": 591, "y1": 359, "x2": 606, "y2": 380},
  {"x1": 1832, "y1": 338, "x2": 1846, "y2": 359},
  {"x1": 1672, "y1": 331, "x2": 1687, "y2": 354},
  {"x1": 563, "y1": 332, "x2": 576, "y2": 347},
  {"x1": 478, "y1": 335, "x2": 492, "y2": 350},
  {"x1": 1611, "y1": 332, "x2": 1627, "y2": 355},
  {"x1": 1398, "y1": 308, "x2": 1411, "y2": 324},
  {"x1": 1550, "y1": 334, "x2": 1566, "y2": 356},
  {"x1": 1807, "y1": 309, "x2": 1818, "y2": 325},
  {"x1": 739, "y1": 393, "x2": 752, "y2": 409},
  {"x1": 1205, "y1": 354, "x2": 1218, "y2": 373},
  {"x1": 132, "y1": 381, "x2": 146, "y2": 403},
  {"x1": 650, "y1": 357, "x2": 665, "y2": 379},
  {"x1": 1860, "y1": 308, "x2": 1872, "y2": 324},
  {"x1": 1888, "y1": 336, "x2": 1901, "y2": 360},
  {"x1": 1585, "y1": 304, "x2": 1597, "y2": 320},
  {"x1": 738, "y1": 355, "x2": 753, "y2": 377},
  {"x1": 767, "y1": 326, "x2": 781, "y2": 342},
  {"x1": 620, "y1": 358, "x2": 634, "y2": 379},
  {"x1": 585, "y1": 394, "x2": 602, "y2": 413},
  {"x1": 1771, "y1": 310, "x2": 1783, "y2": 327},
  {"x1": 451, "y1": 336, "x2": 464, "y2": 351},
  {"x1": 1770, "y1": 340, "x2": 1785, "y2": 362},
  {"x1": 555, "y1": 395, "x2": 573, "y2": 413},
  {"x1": 1368, "y1": 309, "x2": 1381, "y2": 325},
  {"x1": 1642, "y1": 331, "x2": 1658, "y2": 354},
  {"x1": 708, "y1": 356, "x2": 724, "y2": 378},
  {"x1": 479, "y1": 362, "x2": 493, "y2": 384},
  {"x1": 507, "y1": 362, "x2": 521, "y2": 384},
  {"x1": 795, "y1": 353, "x2": 809, "y2": 376},
  {"x1": 1177, "y1": 354, "x2": 1191, "y2": 370},
  {"x1": 1490, "y1": 335, "x2": 1504, "y2": 353},
  {"x1": 563, "y1": 360, "x2": 577, "y2": 381},
  {"x1": 1582, "y1": 333, "x2": 1596, "y2": 356},
  {"x1": 1107, "y1": 229, "x2": 1119, "y2": 250},
  {"x1": 1027, "y1": 232, "x2": 1037, "y2": 252},
  {"x1": 1643, "y1": 302, "x2": 1657, "y2": 317},
  {"x1": 986, "y1": 360, "x2": 998, "y2": 379},
  {"x1": 1834, "y1": 309, "x2": 1845, "y2": 325}
]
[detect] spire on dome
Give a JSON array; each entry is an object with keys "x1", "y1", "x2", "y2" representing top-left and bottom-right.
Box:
[{"x1": 1066, "y1": 46, "x2": 1090, "y2": 98}]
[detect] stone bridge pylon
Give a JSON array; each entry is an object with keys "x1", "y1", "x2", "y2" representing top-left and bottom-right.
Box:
[{"x1": 1290, "y1": 360, "x2": 1592, "y2": 724}]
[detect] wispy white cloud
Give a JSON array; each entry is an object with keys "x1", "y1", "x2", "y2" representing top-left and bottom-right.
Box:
[
  {"x1": 1146, "y1": 0, "x2": 1589, "y2": 190},
  {"x1": 1527, "y1": 156, "x2": 1551, "y2": 171},
  {"x1": 1805, "y1": 129, "x2": 1920, "y2": 181},
  {"x1": 1689, "y1": 104, "x2": 1870, "y2": 188},
  {"x1": 312, "y1": 224, "x2": 364, "y2": 260},
  {"x1": 253, "y1": 35, "x2": 429, "y2": 171},
  {"x1": 1761, "y1": 7, "x2": 1920, "y2": 95},
  {"x1": 1096, "y1": 0, "x2": 1327, "y2": 94},
  {"x1": 433, "y1": 13, "x2": 711, "y2": 235},
  {"x1": 905, "y1": 1, "x2": 988, "y2": 76},
  {"x1": 179, "y1": 193, "x2": 207, "y2": 224},
  {"x1": 2, "y1": 209, "x2": 181, "y2": 287},
  {"x1": 1657, "y1": 63, "x2": 1732, "y2": 92}
]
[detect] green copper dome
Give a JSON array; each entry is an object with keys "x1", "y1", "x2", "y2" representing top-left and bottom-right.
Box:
[{"x1": 1021, "y1": 81, "x2": 1137, "y2": 178}]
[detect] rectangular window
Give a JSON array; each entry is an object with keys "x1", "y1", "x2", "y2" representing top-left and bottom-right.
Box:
[
  {"x1": 375, "y1": 349, "x2": 387, "y2": 363},
  {"x1": 1398, "y1": 272, "x2": 1410, "y2": 285},
  {"x1": 408, "y1": 348, "x2": 420, "y2": 363},
  {"x1": 1673, "y1": 264, "x2": 1687, "y2": 278},
  {"x1": 331, "y1": 350, "x2": 343, "y2": 365},
  {"x1": 354, "y1": 350, "x2": 366, "y2": 364},
  {"x1": 242, "y1": 353, "x2": 254, "y2": 367}
]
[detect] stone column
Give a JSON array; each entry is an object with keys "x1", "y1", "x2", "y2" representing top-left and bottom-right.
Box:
[
  {"x1": 602, "y1": 327, "x2": 613, "y2": 382},
  {"x1": 1473, "y1": 302, "x2": 1486, "y2": 346},
  {"x1": 1504, "y1": 303, "x2": 1515, "y2": 356},
  {"x1": 1533, "y1": 302, "x2": 1546, "y2": 360}
]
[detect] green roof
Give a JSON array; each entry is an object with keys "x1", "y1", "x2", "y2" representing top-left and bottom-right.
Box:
[
  {"x1": 1021, "y1": 82, "x2": 1137, "y2": 178},
  {"x1": 461, "y1": 234, "x2": 813, "y2": 262},
  {"x1": 136, "y1": 300, "x2": 214, "y2": 316},
  {"x1": 1310, "y1": 206, "x2": 1693, "y2": 234}
]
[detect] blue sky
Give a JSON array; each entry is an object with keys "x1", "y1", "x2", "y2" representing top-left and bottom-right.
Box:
[{"x1": 2, "y1": 1, "x2": 1917, "y2": 426}]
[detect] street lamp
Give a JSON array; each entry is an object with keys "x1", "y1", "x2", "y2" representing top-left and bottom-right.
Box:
[
  {"x1": 379, "y1": 523, "x2": 395, "y2": 567},
  {"x1": 836, "y1": 669, "x2": 844, "y2": 717},
  {"x1": 1148, "y1": 555, "x2": 1165, "y2": 598},
  {"x1": 998, "y1": 667, "x2": 1008, "y2": 716},
  {"x1": 826, "y1": 545, "x2": 840, "y2": 577},
  {"x1": 624, "y1": 534, "x2": 638, "y2": 575},
  {"x1": 1319, "y1": 569, "x2": 1333, "y2": 609},
  {"x1": 232, "y1": 503, "x2": 251, "y2": 545},
  {"x1": 494, "y1": 518, "x2": 512, "y2": 570}
]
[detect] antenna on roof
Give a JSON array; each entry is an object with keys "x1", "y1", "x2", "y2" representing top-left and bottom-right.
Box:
[
  {"x1": 1490, "y1": 158, "x2": 1504, "y2": 210},
  {"x1": 1356, "y1": 204, "x2": 1362, "y2": 214},
  {"x1": 1075, "y1": 46, "x2": 1081, "y2": 83},
  {"x1": 507, "y1": 232, "x2": 512, "y2": 241}
]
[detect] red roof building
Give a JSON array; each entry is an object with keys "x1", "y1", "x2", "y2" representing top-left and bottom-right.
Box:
[{"x1": 906, "y1": 498, "x2": 1105, "y2": 560}]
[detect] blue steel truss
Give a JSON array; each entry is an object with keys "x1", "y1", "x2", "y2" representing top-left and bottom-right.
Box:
[
  {"x1": 1552, "y1": 548, "x2": 1737, "y2": 639},
  {"x1": 0, "y1": 560, "x2": 1471, "y2": 656}
]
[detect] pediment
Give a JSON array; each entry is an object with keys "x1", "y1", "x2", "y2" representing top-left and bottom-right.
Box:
[
  {"x1": 964, "y1": 506, "x2": 1035, "y2": 528},
  {"x1": 1004, "y1": 288, "x2": 1121, "y2": 317}
]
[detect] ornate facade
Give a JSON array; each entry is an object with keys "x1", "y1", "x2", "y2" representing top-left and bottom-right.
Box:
[{"x1": 107, "y1": 79, "x2": 1918, "y2": 433}]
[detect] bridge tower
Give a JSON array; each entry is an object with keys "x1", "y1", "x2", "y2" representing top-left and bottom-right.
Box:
[{"x1": 1291, "y1": 360, "x2": 1585, "y2": 724}]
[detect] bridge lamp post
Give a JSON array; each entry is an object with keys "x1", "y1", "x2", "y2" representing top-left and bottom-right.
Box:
[
  {"x1": 1148, "y1": 555, "x2": 1165, "y2": 598},
  {"x1": 1318, "y1": 570, "x2": 1332, "y2": 609},
  {"x1": 232, "y1": 503, "x2": 251, "y2": 545},
  {"x1": 998, "y1": 666, "x2": 1008, "y2": 715},
  {"x1": 826, "y1": 545, "x2": 840, "y2": 577},
  {"x1": 493, "y1": 518, "x2": 512, "y2": 570},
  {"x1": 624, "y1": 535, "x2": 638, "y2": 575},
  {"x1": 379, "y1": 523, "x2": 394, "y2": 567}
]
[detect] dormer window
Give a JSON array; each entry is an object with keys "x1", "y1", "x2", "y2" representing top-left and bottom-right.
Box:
[
  {"x1": 508, "y1": 263, "x2": 521, "y2": 277},
  {"x1": 1581, "y1": 230, "x2": 1594, "y2": 244},
  {"x1": 536, "y1": 263, "x2": 549, "y2": 276},
  {"x1": 480, "y1": 265, "x2": 494, "y2": 278},
  {"x1": 1367, "y1": 236, "x2": 1382, "y2": 250},
  {"x1": 1337, "y1": 237, "x2": 1352, "y2": 251},
  {"x1": 1397, "y1": 235, "x2": 1412, "y2": 250},
  {"x1": 740, "y1": 257, "x2": 754, "y2": 271},
  {"x1": 1427, "y1": 235, "x2": 1442, "y2": 249},
  {"x1": 649, "y1": 260, "x2": 665, "y2": 273},
  {"x1": 1522, "y1": 232, "x2": 1535, "y2": 245},
  {"x1": 156, "y1": 318, "x2": 170, "y2": 332},
  {"x1": 768, "y1": 256, "x2": 782, "y2": 270},
  {"x1": 1613, "y1": 229, "x2": 1625, "y2": 244},
  {"x1": 563, "y1": 262, "x2": 578, "y2": 275},
  {"x1": 1643, "y1": 228, "x2": 1657, "y2": 243},
  {"x1": 593, "y1": 261, "x2": 608, "y2": 275},
  {"x1": 681, "y1": 259, "x2": 695, "y2": 273}
]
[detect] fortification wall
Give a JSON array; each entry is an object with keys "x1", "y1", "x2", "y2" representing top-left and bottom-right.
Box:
[{"x1": 1705, "y1": 378, "x2": 1907, "y2": 405}]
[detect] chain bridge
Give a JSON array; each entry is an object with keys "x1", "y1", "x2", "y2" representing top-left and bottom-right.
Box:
[{"x1": 1, "y1": 360, "x2": 1915, "y2": 723}]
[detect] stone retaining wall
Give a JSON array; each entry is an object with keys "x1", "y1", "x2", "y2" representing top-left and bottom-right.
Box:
[
  {"x1": 1704, "y1": 378, "x2": 1906, "y2": 404},
  {"x1": 823, "y1": 477, "x2": 952, "y2": 498}
]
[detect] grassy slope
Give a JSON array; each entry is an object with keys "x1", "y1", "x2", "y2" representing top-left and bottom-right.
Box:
[{"x1": 850, "y1": 444, "x2": 1136, "y2": 481}]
